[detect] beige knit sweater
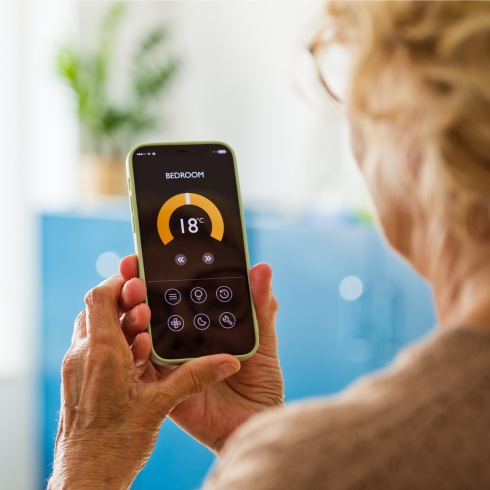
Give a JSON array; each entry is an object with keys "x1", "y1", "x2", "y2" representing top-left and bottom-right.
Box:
[{"x1": 203, "y1": 328, "x2": 490, "y2": 489}]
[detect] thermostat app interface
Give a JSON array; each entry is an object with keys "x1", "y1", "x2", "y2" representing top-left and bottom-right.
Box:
[{"x1": 132, "y1": 143, "x2": 256, "y2": 360}]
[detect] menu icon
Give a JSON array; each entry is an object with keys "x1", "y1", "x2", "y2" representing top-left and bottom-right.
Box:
[{"x1": 164, "y1": 288, "x2": 181, "y2": 305}]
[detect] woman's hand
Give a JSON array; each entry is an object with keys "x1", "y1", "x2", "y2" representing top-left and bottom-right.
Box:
[
  {"x1": 163, "y1": 261, "x2": 284, "y2": 454},
  {"x1": 49, "y1": 269, "x2": 241, "y2": 490},
  {"x1": 119, "y1": 255, "x2": 284, "y2": 455}
]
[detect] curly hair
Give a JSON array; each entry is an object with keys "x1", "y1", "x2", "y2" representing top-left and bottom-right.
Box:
[{"x1": 327, "y1": 1, "x2": 490, "y2": 237}]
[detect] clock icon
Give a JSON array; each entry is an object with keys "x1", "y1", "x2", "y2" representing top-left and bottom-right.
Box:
[{"x1": 216, "y1": 286, "x2": 232, "y2": 302}]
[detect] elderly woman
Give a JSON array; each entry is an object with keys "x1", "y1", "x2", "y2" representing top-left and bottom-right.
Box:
[{"x1": 48, "y1": 2, "x2": 490, "y2": 489}]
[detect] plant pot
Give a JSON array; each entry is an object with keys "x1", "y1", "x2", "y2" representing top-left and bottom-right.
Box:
[{"x1": 80, "y1": 154, "x2": 127, "y2": 196}]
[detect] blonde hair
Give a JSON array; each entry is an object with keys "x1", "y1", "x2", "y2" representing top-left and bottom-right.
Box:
[{"x1": 327, "y1": 1, "x2": 490, "y2": 236}]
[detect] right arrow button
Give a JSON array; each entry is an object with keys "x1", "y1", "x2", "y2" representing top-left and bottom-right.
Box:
[{"x1": 202, "y1": 252, "x2": 214, "y2": 264}]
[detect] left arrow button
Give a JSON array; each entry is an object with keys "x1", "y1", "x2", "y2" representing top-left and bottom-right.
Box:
[{"x1": 175, "y1": 254, "x2": 187, "y2": 266}]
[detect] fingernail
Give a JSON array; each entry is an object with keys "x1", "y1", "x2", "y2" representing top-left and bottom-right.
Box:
[
  {"x1": 127, "y1": 305, "x2": 139, "y2": 322},
  {"x1": 135, "y1": 356, "x2": 147, "y2": 368},
  {"x1": 216, "y1": 362, "x2": 239, "y2": 381}
]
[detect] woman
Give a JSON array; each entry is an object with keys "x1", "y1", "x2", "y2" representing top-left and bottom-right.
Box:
[{"x1": 48, "y1": 2, "x2": 490, "y2": 488}]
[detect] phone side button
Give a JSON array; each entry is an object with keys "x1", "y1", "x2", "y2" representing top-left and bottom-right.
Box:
[{"x1": 129, "y1": 200, "x2": 135, "y2": 233}]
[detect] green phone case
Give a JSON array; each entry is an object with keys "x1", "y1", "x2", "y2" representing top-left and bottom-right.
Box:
[{"x1": 126, "y1": 141, "x2": 259, "y2": 365}]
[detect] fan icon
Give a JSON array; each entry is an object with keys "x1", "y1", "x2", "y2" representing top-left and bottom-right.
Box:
[{"x1": 167, "y1": 315, "x2": 184, "y2": 332}]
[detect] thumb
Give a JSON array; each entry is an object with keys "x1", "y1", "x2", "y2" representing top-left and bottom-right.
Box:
[
  {"x1": 156, "y1": 354, "x2": 240, "y2": 406},
  {"x1": 250, "y1": 263, "x2": 279, "y2": 349},
  {"x1": 250, "y1": 263, "x2": 278, "y2": 327}
]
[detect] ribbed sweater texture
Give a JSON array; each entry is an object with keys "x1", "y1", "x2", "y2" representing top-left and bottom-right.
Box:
[{"x1": 203, "y1": 328, "x2": 490, "y2": 489}]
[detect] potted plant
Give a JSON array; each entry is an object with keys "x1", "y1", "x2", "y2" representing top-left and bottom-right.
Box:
[{"x1": 56, "y1": 3, "x2": 180, "y2": 196}]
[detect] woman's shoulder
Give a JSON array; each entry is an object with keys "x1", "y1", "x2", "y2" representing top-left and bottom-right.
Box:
[{"x1": 205, "y1": 328, "x2": 490, "y2": 490}]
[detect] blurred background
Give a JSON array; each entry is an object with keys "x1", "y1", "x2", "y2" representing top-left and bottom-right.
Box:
[{"x1": 0, "y1": 2, "x2": 435, "y2": 489}]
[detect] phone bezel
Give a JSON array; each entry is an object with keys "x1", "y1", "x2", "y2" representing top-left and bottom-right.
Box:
[{"x1": 126, "y1": 141, "x2": 259, "y2": 365}]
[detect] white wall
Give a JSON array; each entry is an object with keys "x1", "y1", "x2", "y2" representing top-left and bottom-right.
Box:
[
  {"x1": 0, "y1": 3, "x2": 38, "y2": 485},
  {"x1": 0, "y1": 3, "x2": 78, "y2": 488},
  {"x1": 79, "y1": 1, "x2": 372, "y2": 215}
]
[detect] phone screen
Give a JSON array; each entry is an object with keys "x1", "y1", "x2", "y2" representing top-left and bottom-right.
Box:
[{"x1": 131, "y1": 143, "x2": 257, "y2": 361}]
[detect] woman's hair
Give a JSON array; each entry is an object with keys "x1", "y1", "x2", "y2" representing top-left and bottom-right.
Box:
[{"x1": 327, "y1": 1, "x2": 490, "y2": 237}]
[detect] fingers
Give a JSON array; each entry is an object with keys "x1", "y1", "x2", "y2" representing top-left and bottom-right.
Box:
[
  {"x1": 83, "y1": 269, "x2": 148, "y2": 346},
  {"x1": 250, "y1": 263, "x2": 279, "y2": 338},
  {"x1": 84, "y1": 275, "x2": 125, "y2": 340},
  {"x1": 120, "y1": 254, "x2": 139, "y2": 281},
  {"x1": 132, "y1": 332, "x2": 152, "y2": 376},
  {"x1": 121, "y1": 303, "x2": 151, "y2": 342},
  {"x1": 118, "y1": 258, "x2": 149, "y2": 338},
  {"x1": 72, "y1": 310, "x2": 87, "y2": 342},
  {"x1": 119, "y1": 278, "x2": 148, "y2": 342},
  {"x1": 119, "y1": 277, "x2": 147, "y2": 313},
  {"x1": 155, "y1": 355, "x2": 241, "y2": 407}
]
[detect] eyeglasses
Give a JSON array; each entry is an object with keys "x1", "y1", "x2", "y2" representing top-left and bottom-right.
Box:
[{"x1": 308, "y1": 28, "x2": 349, "y2": 105}]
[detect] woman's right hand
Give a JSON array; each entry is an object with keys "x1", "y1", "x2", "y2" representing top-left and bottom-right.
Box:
[{"x1": 121, "y1": 256, "x2": 284, "y2": 455}]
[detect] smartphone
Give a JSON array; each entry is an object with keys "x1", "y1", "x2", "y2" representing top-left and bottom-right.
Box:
[{"x1": 126, "y1": 142, "x2": 259, "y2": 365}]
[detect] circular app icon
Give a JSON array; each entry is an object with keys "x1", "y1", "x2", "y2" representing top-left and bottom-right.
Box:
[
  {"x1": 219, "y1": 312, "x2": 236, "y2": 329},
  {"x1": 190, "y1": 287, "x2": 207, "y2": 304},
  {"x1": 193, "y1": 313, "x2": 211, "y2": 331},
  {"x1": 168, "y1": 315, "x2": 184, "y2": 332},
  {"x1": 216, "y1": 286, "x2": 232, "y2": 302},
  {"x1": 202, "y1": 252, "x2": 214, "y2": 265},
  {"x1": 175, "y1": 254, "x2": 187, "y2": 266},
  {"x1": 164, "y1": 288, "x2": 181, "y2": 305}
]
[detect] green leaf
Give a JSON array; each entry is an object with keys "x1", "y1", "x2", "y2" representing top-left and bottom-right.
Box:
[
  {"x1": 136, "y1": 25, "x2": 169, "y2": 57},
  {"x1": 132, "y1": 57, "x2": 180, "y2": 100},
  {"x1": 54, "y1": 2, "x2": 180, "y2": 156}
]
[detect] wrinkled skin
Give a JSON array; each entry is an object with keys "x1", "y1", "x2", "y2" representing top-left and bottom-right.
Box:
[{"x1": 48, "y1": 255, "x2": 283, "y2": 489}]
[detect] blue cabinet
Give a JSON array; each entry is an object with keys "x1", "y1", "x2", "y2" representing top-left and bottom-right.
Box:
[
  {"x1": 41, "y1": 210, "x2": 435, "y2": 489},
  {"x1": 252, "y1": 224, "x2": 435, "y2": 400}
]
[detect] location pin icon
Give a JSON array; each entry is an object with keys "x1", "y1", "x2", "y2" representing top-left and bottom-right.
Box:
[{"x1": 195, "y1": 289, "x2": 202, "y2": 300}]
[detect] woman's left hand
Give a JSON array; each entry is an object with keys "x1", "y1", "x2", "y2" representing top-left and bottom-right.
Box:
[{"x1": 48, "y1": 272, "x2": 240, "y2": 490}]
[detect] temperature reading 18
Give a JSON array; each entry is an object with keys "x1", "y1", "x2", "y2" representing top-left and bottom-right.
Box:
[{"x1": 180, "y1": 217, "x2": 204, "y2": 234}]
